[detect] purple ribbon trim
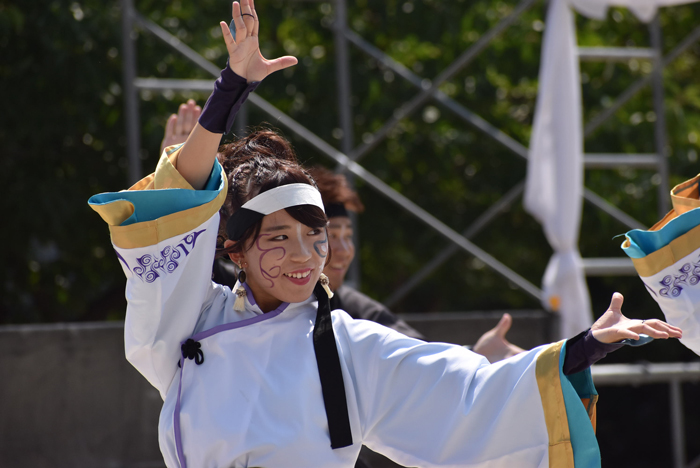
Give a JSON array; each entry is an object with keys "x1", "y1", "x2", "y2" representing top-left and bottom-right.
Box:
[
  {"x1": 174, "y1": 359, "x2": 187, "y2": 468},
  {"x1": 192, "y1": 302, "x2": 289, "y2": 342},
  {"x1": 173, "y1": 300, "x2": 290, "y2": 465},
  {"x1": 242, "y1": 282, "x2": 256, "y2": 305}
]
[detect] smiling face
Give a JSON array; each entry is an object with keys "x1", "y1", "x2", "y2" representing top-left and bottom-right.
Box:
[
  {"x1": 231, "y1": 209, "x2": 328, "y2": 312},
  {"x1": 324, "y1": 216, "x2": 355, "y2": 290}
]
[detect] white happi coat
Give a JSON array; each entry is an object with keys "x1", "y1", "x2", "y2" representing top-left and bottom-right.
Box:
[
  {"x1": 89, "y1": 147, "x2": 601, "y2": 468},
  {"x1": 623, "y1": 174, "x2": 700, "y2": 355}
]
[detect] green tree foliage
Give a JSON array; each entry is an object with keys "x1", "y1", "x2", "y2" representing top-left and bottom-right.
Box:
[{"x1": 3, "y1": 0, "x2": 700, "y2": 336}]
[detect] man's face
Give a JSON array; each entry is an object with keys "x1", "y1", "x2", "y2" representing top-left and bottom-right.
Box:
[{"x1": 324, "y1": 216, "x2": 354, "y2": 290}]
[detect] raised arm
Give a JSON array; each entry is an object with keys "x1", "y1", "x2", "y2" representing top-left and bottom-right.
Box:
[{"x1": 177, "y1": 0, "x2": 297, "y2": 189}]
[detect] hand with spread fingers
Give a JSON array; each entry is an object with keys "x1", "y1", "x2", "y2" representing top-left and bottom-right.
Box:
[
  {"x1": 160, "y1": 99, "x2": 201, "y2": 154},
  {"x1": 220, "y1": 0, "x2": 297, "y2": 82},
  {"x1": 591, "y1": 292, "x2": 683, "y2": 344},
  {"x1": 472, "y1": 313, "x2": 526, "y2": 363}
]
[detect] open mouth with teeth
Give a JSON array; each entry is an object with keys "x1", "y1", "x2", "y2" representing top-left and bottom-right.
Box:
[{"x1": 283, "y1": 269, "x2": 313, "y2": 285}]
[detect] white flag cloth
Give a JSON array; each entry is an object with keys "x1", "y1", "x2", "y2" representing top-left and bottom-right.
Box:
[
  {"x1": 525, "y1": 0, "x2": 590, "y2": 339},
  {"x1": 570, "y1": 0, "x2": 697, "y2": 22},
  {"x1": 525, "y1": 0, "x2": 697, "y2": 338}
]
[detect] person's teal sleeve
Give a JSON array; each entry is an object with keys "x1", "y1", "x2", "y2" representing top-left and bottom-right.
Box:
[
  {"x1": 88, "y1": 159, "x2": 224, "y2": 226},
  {"x1": 623, "y1": 208, "x2": 700, "y2": 258}
]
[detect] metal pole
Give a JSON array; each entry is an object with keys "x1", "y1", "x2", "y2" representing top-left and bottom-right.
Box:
[
  {"x1": 582, "y1": 188, "x2": 646, "y2": 231},
  {"x1": 584, "y1": 24, "x2": 700, "y2": 137},
  {"x1": 248, "y1": 94, "x2": 544, "y2": 301},
  {"x1": 346, "y1": 0, "x2": 539, "y2": 163},
  {"x1": 345, "y1": 29, "x2": 530, "y2": 159},
  {"x1": 333, "y1": 0, "x2": 360, "y2": 288},
  {"x1": 121, "y1": 0, "x2": 142, "y2": 184},
  {"x1": 134, "y1": 13, "x2": 221, "y2": 76},
  {"x1": 344, "y1": 28, "x2": 646, "y2": 231},
  {"x1": 384, "y1": 182, "x2": 525, "y2": 307},
  {"x1": 650, "y1": 15, "x2": 671, "y2": 217},
  {"x1": 669, "y1": 379, "x2": 686, "y2": 468}
]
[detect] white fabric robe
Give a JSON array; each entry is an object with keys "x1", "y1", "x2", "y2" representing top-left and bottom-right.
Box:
[
  {"x1": 622, "y1": 174, "x2": 700, "y2": 355},
  {"x1": 89, "y1": 148, "x2": 601, "y2": 468}
]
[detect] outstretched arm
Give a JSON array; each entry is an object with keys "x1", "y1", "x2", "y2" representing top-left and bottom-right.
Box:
[
  {"x1": 561, "y1": 292, "x2": 683, "y2": 375},
  {"x1": 177, "y1": 0, "x2": 297, "y2": 189},
  {"x1": 591, "y1": 292, "x2": 682, "y2": 343}
]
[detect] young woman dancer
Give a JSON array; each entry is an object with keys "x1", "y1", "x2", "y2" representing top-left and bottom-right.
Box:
[
  {"x1": 90, "y1": 2, "x2": 681, "y2": 466},
  {"x1": 158, "y1": 106, "x2": 526, "y2": 357}
]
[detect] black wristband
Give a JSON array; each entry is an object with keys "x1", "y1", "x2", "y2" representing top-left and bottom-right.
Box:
[
  {"x1": 198, "y1": 61, "x2": 260, "y2": 134},
  {"x1": 563, "y1": 328, "x2": 624, "y2": 375}
]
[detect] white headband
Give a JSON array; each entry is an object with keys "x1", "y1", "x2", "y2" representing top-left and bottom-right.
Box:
[
  {"x1": 226, "y1": 183, "x2": 325, "y2": 241},
  {"x1": 241, "y1": 183, "x2": 324, "y2": 214}
]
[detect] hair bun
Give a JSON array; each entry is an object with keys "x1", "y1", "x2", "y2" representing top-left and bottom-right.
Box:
[{"x1": 218, "y1": 128, "x2": 298, "y2": 170}]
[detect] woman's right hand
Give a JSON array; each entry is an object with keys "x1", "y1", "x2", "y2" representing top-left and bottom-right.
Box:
[
  {"x1": 220, "y1": 0, "x2": 297, "y2": 83},
  {"x1": 591, "y1": 293, "x2": 682, "y2": 344}
]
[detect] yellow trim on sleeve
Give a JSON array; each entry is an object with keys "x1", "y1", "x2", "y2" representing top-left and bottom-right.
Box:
[
  {"x1": 648, "y1": 209, "x2": 679, "y2": 232},
  {"x1": 92, "y1": 199, "x2": 136, "y2": 226},
  {"x1": 154, "y1": 145, "x2": 195, "y2": 191},
  {"x1": 91, "y1": 145, "x2": 228, "y2": 249},
  {"x1": 107, "y1": 184, "x2": 226, "y2": 249},
  {"x1": 535, "y1": 341, "x2": 575, "y2": 468},
  {"x1": 626, "y1": 175, "x2": 700, "y2": 239},
  {"x1": 580, "y1": 396, "x2": 598, "y2": 433},
  {"x1": 622, "y1": 174, "x2": 700, "y2": 277},
  {"x1": 627, "y1": 221, "x2": 700, "y2": 277},
  {"x1": 90, "y1": 147, "x2": 194, "y2": 227},
  {"x1": 672, "y1": 174, "x2": 700, "y2": 216}
]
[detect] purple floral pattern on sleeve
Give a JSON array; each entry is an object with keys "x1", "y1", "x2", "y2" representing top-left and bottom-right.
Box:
[
  {"x1": 658, "y1": 255, "x2": 700, "y2": 298},
  {"x1": 131, "y1": 229, "x2": 206, "y2": 283}
]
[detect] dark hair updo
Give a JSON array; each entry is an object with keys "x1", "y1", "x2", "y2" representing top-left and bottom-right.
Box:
[{"x1": 217, "y1": 129, "x2": 328, "y2": 255}]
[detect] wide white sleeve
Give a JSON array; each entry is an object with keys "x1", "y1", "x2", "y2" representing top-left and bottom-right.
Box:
[
  {"x1": 89, "y1": 147, "x2": 228, "y2": 399},
  {"x1": 622, "y1": 175, "x2": 700, "y2": 355},
  {"x1": 333, "y1": 312, "x2": 600, "y2": 468}
]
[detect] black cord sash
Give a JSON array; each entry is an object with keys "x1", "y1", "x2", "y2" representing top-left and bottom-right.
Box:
[{"x1": 313, "y1": 282, "x2": 353, "y2": 449}]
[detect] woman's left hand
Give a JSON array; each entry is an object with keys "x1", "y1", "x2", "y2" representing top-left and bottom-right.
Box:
[
  {"x1": 220, "y1": 0, "x2": 298, "y2": 82},
  {"x1": 591, "y1": 292, "x2": 683, "y2": 344}
]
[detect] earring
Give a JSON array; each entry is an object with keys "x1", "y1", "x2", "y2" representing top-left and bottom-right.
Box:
[
  {"x1": 233, "y1": 262, "x2": 247, "y2": 312},
  {"x1": 319, "y1": 273, "x2": 334, "y2": 299}
]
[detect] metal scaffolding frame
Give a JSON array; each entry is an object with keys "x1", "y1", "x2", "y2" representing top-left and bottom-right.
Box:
[
  {"x1": 591, "y1": 362, "x2": 700, "y2": 468},
  {"x1": 119, "y1": 4, "x2": 700, "y2": 464},
  {"x1": 120, "y1": 0, "x2": 700, "y2": 307}
]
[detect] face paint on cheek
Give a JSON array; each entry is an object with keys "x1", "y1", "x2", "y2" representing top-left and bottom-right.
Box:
[
  {"x1": 255, "y1": 234, "x2": 287, "y2": 288},
  {"x1": 313, "y1": 232, "x2": 328, "y2": 258}
]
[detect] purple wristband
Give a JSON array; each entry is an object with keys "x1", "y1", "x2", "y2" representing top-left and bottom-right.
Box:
[
  {"x1": 563, "y1": 328, "x2": 624, "y2": 375},
  {"x1": 198, "y1": 62, "x2": 260, "y2": 134}
]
